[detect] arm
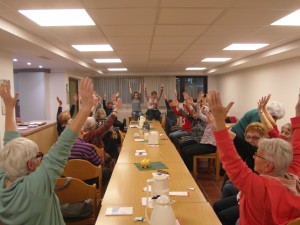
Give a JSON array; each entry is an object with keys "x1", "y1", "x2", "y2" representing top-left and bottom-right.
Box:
[
  {"x1": 69, "y1": 95, "x2": 78, "y2": 118},
  {"x1": 258, "y1": 95, "x2": 274, "y2": 131},
  {"x1": 139, "y1": 83, "x2": 142, "y2": 93},
  {"x1": 157, "y1": 83, "x2": 164, "y2": 101},
  {"x1": 129, "y1": 82, "x2": 132, "y2": 94}
]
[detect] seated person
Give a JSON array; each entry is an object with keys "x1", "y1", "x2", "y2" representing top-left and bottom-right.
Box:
[
  {"x1": 208, "y1": 91, "x2": 300, "y2": 225},
  {"x1": 144, "y1": 83, "x2": 163, "y2": 121},
  {"x1": 56, "y1": 95, "x2": 77, "y2": 136},
  {"x1": 0, "y1": 77, "x2": 94, "y2": 224}
]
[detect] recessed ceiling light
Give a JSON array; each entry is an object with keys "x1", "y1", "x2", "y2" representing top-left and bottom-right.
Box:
[
  {"x1": 93, "y1": 59, "x2": 122, "y2": 63},
  {"x1": 27, "y1": 62, "x2": 31, "y2": 65},
  {"x1": 202, "y1": 58, "x2": 231, "y2": 62},
  {"x1": 185, "y1": 67, "x2": 206, "y2": 71},
  {"x1": 13, "y1": 58, "x2": 18, "y2": 62},
  {"x1": 272, "y1": 9, "x2": 300, "y2": 26},
  {"x1": 39, "y1": 65, "x2": 43, "y2": 68},
  {"x1": 223, "y1": 43, "x2": 269, "y2": 50},
  {"x1": 19, "y1": 9, "x2": 95, "y2": 26},
  {"x1": 108, "y1": 68, "x2": 127, "y2": 71},
  {"x1": 72, "y1": 44, "x2": 113, "y2": 52}
]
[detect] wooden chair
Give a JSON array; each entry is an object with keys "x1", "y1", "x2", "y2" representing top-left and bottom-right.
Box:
[
  {"x1": 192, "y1": 149, "x2": 220, "y2": 181},
  {"x1": 55, "y1": 177, "x2": 97, "y2": 225},
  {"x1": 92, "y1": 144, "x2": 105, "y2": 160},
  {"x1": 62, "y1": 159, "x2": 103, "y2": 201},
  {"x1": 287, "y1": 217, "x2": 300, "y2": 225}
]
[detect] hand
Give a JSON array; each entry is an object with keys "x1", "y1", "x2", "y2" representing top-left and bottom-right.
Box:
[
  {"x1": 197, "y1": 91, "x2": 205, "y2": 104},
  {"x1": 104, "y1": 94, "x2": 107, "y2": 100},
  {"x1": 78, "y1": 77, "x2": 94, "y2": 111},
  {"x1": 207, "y1": 91, "x2": 234, "y2": 131},
  {"x1": 296, "y1": 94, "x2": 300, "y2": 117},
  {"x1": 0, "y1": 83, "x2": 19, "y2": 109},
  {"x1": 72, "y1": 95, "x2": 78, "y2": 104},
  {"x1": 115, "y1": 98, "x2": 122, "y2": 111},
  {"x1": 56, "y1": 96, "x2": 63, "y2": 106},
  {"x1": 187, "y1": 96, "x2": 194, "y2": 105},
  {"x1": 161, "y1": 83, "x2": 164, "y2": 88},
  {"x1": 174, "y1": 89, "x2": 178, "y2": 98},
  {"x1": 173, "y1": 98, "x2": 179, "y2": 107}
]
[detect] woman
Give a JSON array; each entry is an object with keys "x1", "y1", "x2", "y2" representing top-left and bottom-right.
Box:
[
  {"x1": 144, "y1": 83, "x2": 163, "y2": 121},
  {"x1": 0, "y1": 77, "x2": 94, "y2": 225},
  {"x1": 208, "y1": 91, "x2": 300, "y2": 225},
  {"x1": 129, "y1": 82, "x2": 142, "y2": 121}
]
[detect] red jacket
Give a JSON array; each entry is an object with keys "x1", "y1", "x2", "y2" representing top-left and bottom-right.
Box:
[
  {"x1": 214, "y1": 116, "x2": 300, "y2": 225},
  {"x1": 172, "y1": 104, "x2": 192, "y2": 132}
]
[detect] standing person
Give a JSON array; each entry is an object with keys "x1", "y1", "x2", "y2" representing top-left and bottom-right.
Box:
[
  {"x1": 0, "y1": 77, "x2": 95, "y2": 225},
  {"x1": 163, "y1": 89, "x2": 177, "y2": 135},
  {"x1": 208, "y1": 91, "x2": 300, "y2": 225},
  {"x1": 129, "y1": 82, "x2": 142, "y2": 121},
  {"x1": 56, "y1": 95, "x2": 77, "y2": 136},
  {"x1": 144, "y1": 83, "x2": 164, "y2": 121}
]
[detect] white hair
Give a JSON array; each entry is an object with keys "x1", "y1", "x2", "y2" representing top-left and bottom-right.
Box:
[
  {"x1": 267, "y1": 101, "x2": 285, "y2": 120},
  {"x1": 83, "y1": 117, "x2": 96, "y2": 132},
  {"x1": 259, "y1": 138, "x2": 292, "y2": 176},
  {"x1": 0, "y1": 137, "x2": 38, "y2": 180}
]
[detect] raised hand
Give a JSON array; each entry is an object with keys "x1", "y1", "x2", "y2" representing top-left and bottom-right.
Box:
[
  {"x1": 115, "y1": 98, "x2": 122, "y2": 111},
  {"x1": 78, "y1": 77, "x2": 94, "y2": 110},
  {"x1": 0, "y1": 83, "x2": 19, "y2": 109},
  {"x1": 197, "y1": 91, "x2": 205, "y2": 104},
  {"x1": 56, "y1": 96, "x2": 63, "y2": 106},
  {"x1": 187, "y1": 96, "x2": 194, "y2": 105},
  {"x1": 207, "y1": 91, "x2": 234, "y2": 131},
  {"x1": 72, "y1": 95, "x2": 78, "y2": 105}
]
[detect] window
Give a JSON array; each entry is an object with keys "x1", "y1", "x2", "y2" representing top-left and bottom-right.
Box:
[{"x1": 176, "y1": 76, "x2": 207, "y2": 102}]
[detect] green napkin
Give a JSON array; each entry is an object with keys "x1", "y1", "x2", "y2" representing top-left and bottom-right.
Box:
[{"x1": 134, "y1": 161, "x2": 168, "y2": 171}]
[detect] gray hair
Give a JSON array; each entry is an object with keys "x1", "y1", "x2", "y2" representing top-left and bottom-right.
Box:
[
  {"x1": 259, "y1": 138, "x2": 292, "y2": 176},
  {"x1": 95, "y1": 108, "x2": 106, "y2": 121},
  {"x1": 0, "y1": 137, "x2": 38, "y2": 180},
  {"x1": 267, "y1": 101, "x2": 285, "y2": 120},
  {"x1": 83, "y1": 117, "x2": 96, "y2": 132}
]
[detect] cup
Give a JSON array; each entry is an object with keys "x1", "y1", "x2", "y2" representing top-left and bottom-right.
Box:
[{"x1": 144, "y1": 132, "x2": 149, "y2": 141}]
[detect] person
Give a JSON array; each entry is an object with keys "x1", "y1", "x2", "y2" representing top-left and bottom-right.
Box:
[
  {"x1": 56, "y1": 95, "x2": 77, "y2": 136},
  {"x1": 144, "y1": 83, "x2": 164, "y2": 121},
  {"x1": 0, "y1": 77, "x2": 95, "y2": 225},
  {"x1": 231, "y1": 99, "x2": 285, "y2": 139},
  {"x1": 129, "y1": 82, "x2": 142, "y2": 121},
  {"x1": 103, "y1": 93, "x2": 125, "y2": 131},
  {"x1": 207, "y1": 91, "x2": 300, "y2": 225},
  {"x1": 163, "y1": 90, "x2": 177, "y2": 135},
  {"x1": 169, "y1": 91, "x2": 192, "y2": 149}
]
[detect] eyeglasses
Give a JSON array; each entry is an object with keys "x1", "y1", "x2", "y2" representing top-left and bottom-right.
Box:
[
  {"x1": 253, "y1": 152, "x2": 270, "y2": 161},
  {"x1": 245, "y1": 136, "x2": 260, "y2": 141},
  {"x1": 35, "y1": 152, "x2": 44, "y2": 160}
]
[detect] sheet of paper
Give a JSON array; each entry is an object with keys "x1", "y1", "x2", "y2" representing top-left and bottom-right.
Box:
[
  {"x1": 134, "y1": 138, "x2": 145, "y2": 142},
  {"x1": 141, "y1": 197, "x2": 152, "y2": 206},
  {"x1": 135, "y1": 151, "x2": 147, "y2": 156},
  {"x1": 169, "y1": 191, "x2": 189, "y2": 196},
  {"x1": 129, "y1": 125, "x2": 139, "y2": 128},
  {"x1": 105, "y1": 207, "x2": 133, "y2": 215}
]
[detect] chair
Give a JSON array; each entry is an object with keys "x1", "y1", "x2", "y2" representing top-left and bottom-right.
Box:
[
  {"x1": 287, "y1": 217, "x2": 300, "y2": 225},
  {"x1": 91, "y1": 144, "x2": 105, "y2": 160},
  {"x1": 192, "y1": 149, "x2": 220, "y2": 181},
  {"x1": 55, "y1": 177, "x2": 97, "y2": 225},
  {"x1": 62, "y1": 159, "x2": 103, "y2": 201}
]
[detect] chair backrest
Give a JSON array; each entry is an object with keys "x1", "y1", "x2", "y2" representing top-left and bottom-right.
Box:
[
  {"x1": 91, "y1": 144, "x2": 105, "y2": 160},
  {"x1": 55, "y1": 177, "x2": 97, "y2": 224},
  {"x1": 62, "y1": 159, "x2": 102, "y2": 198},
  {"x1": 287, "y1": 217, "x2": 300, "y2": 225}
]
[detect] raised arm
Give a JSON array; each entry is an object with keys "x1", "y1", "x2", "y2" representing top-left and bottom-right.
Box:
[
  {"x1": 70, "y1": 94, "x2": 78, "y2": 117},
  {"x1": 157, "y1": 83, "x2": 164, "y2": 101},
  {"x1": 129, "y1": 82, "x2": 132, "y2": 94},
  {"x1": 258, "y1": 95, "x2": 274, "y2": 131},
  {"x1": 0, "y1": 83, "x2": 19, "y2": 132}
]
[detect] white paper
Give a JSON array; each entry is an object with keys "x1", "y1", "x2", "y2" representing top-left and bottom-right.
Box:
[
  {"x1": 135, "y1": 152, "x2": 147, "y2": 156},
  {"x1": 129, "y1": 125, "x2": 139, "y2": 128},
  {"x1": 134, "y1": 138, "x2": 145, "y2": 142},
  {"x1": 105, "y1": 207, "x2": 133, "y2": 215},
  {"x1": 141, "y1": 197, "x2": 152, "y2": 206},
  {"x1": 169, "y1": 191, "x2": 188, "y2": 196},
  {"x1": 132, "y1": 133, "x2": 140, "y2": 137},
  {"x1": 148, "y1": 144, "x2": 159, "y2": 148}
]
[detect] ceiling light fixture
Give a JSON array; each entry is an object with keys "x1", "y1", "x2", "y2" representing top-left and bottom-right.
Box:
[
  {"x1": 13, "y1": 58, "x2": 18, "y2": 62},
  {"x1": 223, "y1": 43, "x2": 269, "y2": 50},
  {"x1": 185, "y1": 67, "x2": 206, "y2": 71},
  {"x1": 271, "y1": 9, "x2": 300, "y2": 26},
  {"x1": 72, "y1": 44, "x2": 113, "y2": 52},
  {"x1": 108, "y1": 68, "x2": 127, "y2": 71},
  {"x1": 19, "y1": 9, "x2": 95, "y2": 26},
  {"x1": 93, "y1": 59, "x2": 122, "y2": 63},
  {"x1": 27, "y1": 62, "x2": 31, "y2": 65},
  {"x1": 202, "y1": 58, "x2": 231, "y2": 62},
  {"x1": 39, "y1": 65, "x2": 43, "y2": 68}
]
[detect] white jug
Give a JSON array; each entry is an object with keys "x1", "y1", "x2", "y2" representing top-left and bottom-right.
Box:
[
  {"x1": 138, "y1": 115, "x2": 146, "y2": 128},
  {"x1": 145, "y1": 195, "x2": 176, "y2": 225},
  {"x1": 147, "y1": 173, "x2": 169, "y2": 198},
  {"x1": 148, "y1": 131, "x2": 159, "y2": 145}
]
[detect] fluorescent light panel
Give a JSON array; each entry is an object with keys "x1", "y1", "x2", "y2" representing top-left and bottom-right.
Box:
[
  {"x1": 108, "y1": 68, "x2": 127, "y2": 71},
  {"x1": 93, "y1": 59, "x2": 122, "y2": 63},
  {"x1": 272, "y1": 9, "x2": 300, "y2": 26},
  {"x1": 72, "y1": 44, "x2": 113, "y2": 52},
  {"x1": 223, "y1": 43, "x2": 268, "y2": 50},
  {"x1": 19, "y1": 9, "x2": 95, "y2": 26},
  {"x1": 186, "y1": 67, "x2": 206, "y2": 71},
  {"x1": 202, "y1": 58, "x2": 231, "y2": 62}
]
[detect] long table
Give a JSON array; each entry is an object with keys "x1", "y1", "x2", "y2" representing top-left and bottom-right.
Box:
[{"x1": 96, "y1": 120, "x2": 221, "y2": 225}]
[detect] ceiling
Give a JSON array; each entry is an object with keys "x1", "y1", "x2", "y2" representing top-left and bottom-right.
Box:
[{"x1": 1, "y1": 0, "x2": 300, "y2": 77}]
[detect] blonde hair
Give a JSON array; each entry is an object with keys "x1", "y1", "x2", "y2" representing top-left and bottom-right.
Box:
[{"x1": 245, "y1": 122, "x2": 267, "y2": 138}]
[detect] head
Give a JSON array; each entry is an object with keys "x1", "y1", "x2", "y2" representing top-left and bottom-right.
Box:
[
  {"x1": 267, "y1": 101, "x2": 285, "y2": 121},
  {"x1": 168, "y1": 99, "x2": 173, "y2": 107},
  {"x1": 254, "y1": 138, "x2": 292, "y2": 176},
  {"x1": 133, "y1": 92, "x2": 139, "y2": 99},
  {"x1": 107, "y1": 102, "x2": 113, "y2": 109},
  {"x1": 151, "y1": 91, "x2": 157, "y2": 98},
  {"x1": 244, "y1": 122, "x2": 267, "y2": 146},
  {"x1": 58, "y1": 111, "x2": 71, "y2": 125},
  {"x1": 0, "y1": 138, "x2": 43, "y2": 181},
  {"x1": 83, "y1": 117, "x2": 96, "y2": 132},
  {"x1": 279, "y1": 123, "x2": 292, "y2": 142},
  {"x1": 94, "y1": 108, "x2": 107, "y2": 121}
]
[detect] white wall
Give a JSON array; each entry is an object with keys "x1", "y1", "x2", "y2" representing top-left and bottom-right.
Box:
[{"x1": 214, "y1": 56, "x2": 300, "y2": 128}]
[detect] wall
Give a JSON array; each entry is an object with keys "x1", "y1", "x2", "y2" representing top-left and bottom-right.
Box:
[{"x1": 215, "y1": 56, "x2": 300, "y2": 128}]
